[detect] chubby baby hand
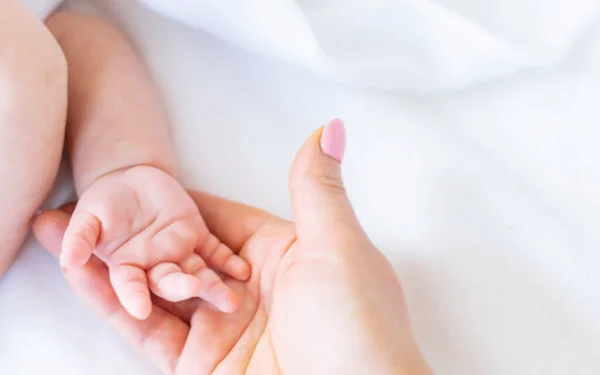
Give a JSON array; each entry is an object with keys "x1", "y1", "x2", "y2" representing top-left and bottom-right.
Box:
[{"x1": 60, "y1": 166, "x2": 250, "y2": 319}]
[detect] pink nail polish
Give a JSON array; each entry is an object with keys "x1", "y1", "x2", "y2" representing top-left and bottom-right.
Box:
[{"x1": 320, "y1": 119, "x2": 346, "y2": 163}]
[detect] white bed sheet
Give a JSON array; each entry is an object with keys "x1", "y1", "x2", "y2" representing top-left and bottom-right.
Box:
[{"x1": 2, "y1": 1, "x2": 600, "y2": 374}]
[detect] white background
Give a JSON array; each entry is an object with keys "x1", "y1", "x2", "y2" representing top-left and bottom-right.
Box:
[{"x1": 2, "y1": 0, "x2": 600, "y2": 374}]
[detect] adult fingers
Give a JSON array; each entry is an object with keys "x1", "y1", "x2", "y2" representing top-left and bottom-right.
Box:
[
  {"x1": 289, "y1": 119, "x2": 362, "y2": 238},
  {"x1": 187, "y1": 191, "x2": 277, "y2": 251},
  {"x1": 32, "y1": 207, "x2": 73, "y2": 257},
  {"x1": 33, "y1": 208, "x2": 189, "y2": 375}
]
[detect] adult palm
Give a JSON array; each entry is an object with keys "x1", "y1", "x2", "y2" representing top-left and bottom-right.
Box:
[{"x1": 33, "y1": 128, "x2": 431, "y2": 375}]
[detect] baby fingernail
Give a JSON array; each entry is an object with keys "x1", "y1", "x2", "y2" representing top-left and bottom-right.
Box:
[
  {"x1": 218, "y1": 291, "x2": 239, "y2": 313},
  {"x1": 228, "y1": 257, "x2": 251, "y2": 280},
  {"x1": 59, "y1": 255, "x2": 68, "y2": 268},
  {"x1": 320, "y1": 119, "x2": 346, "y2": 163}
]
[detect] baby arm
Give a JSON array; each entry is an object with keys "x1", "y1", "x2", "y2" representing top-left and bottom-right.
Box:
[
  {"x1": 0, "y1": 1, "x2": 67, "y2": 277},
  {"x1": 46, "y1": 12, "x2": 249, "y2": 319},
  {"x1": 47, "y1": 12, "x2": 176, "y2": 192}
]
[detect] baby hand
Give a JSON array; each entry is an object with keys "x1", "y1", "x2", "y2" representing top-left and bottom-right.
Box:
[{"x1": 60, "y1": 166, "x2": 250, "y2": 319}]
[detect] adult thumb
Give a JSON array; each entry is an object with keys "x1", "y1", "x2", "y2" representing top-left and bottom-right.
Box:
[{"x1": 289, "y1": 119, "x2": 360, "y2": 236}]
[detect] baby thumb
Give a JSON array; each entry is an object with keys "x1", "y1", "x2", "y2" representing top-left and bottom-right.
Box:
[{"x1": 289, "y1": 119, "x2": 360, "y2": 236}]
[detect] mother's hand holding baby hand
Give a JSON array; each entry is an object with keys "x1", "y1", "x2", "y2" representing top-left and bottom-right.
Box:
[{"x1": 33, "y1": 120, "x2": 432, "y2": 375}]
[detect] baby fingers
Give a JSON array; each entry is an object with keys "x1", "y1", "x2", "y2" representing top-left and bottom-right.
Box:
[
  {"x1": 147, "y1": 262, "x2": 203, "y2": 302},
  {"x1": 147, "y1": 256, "x2": 239, "y2": 313},
  {"x1": 196, "y1": 234, "x2": 251, "y2": 281},
  {"x1": 61, "y1": 210, "x2": 101, "y2": 268},
  {"x1": 109, "y1": 264, "x2": 153, "y2": 320}
]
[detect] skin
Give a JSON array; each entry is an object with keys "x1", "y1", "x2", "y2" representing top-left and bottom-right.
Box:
[
  {"x1": 0, "y1": 1, "x2": 67, "y2": 278},
  {"x1": 45, "y1": 12, "x2": 249, "y2": 319},
  {"x1": 34, "y1": 128, "x2": 434, "y2": 375},
  {"x1": 4, "y1": 6, "x2": 432, "y2": 373}
]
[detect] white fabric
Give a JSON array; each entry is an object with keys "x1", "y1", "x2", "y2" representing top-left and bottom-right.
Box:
[
  {"x1": 139, "y1": 0, "x2": 600, "y2": 92},
  {"x1": 2, "y1": 0, "x2": 600, "y2": 374},
  {"x1": 24, "y1": 0, "x2": 63, "y2": 19}
]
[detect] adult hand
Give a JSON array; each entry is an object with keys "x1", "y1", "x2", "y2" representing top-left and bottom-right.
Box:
[{"x1": 33, "y1": 120, "x2": 432, "y2": 375}]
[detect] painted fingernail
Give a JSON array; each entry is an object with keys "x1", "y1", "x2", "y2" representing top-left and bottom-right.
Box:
[{"x1": 320, "y1": 119, "x2": 346, "y2": 163}]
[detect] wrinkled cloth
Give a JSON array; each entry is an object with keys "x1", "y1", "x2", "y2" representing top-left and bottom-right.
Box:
[
  {"x1": 24, "y1": 0, "x2": 63, "y2": 19},
  {"x1": 26, "y1": 0, "x2": 600, "y2": 91},
  {"x1": 139, "y1": 0, "x2": 600, "y2": 92},
  {"x1": 4, "y1": 1, "x2": 600, "y2": 375}
]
